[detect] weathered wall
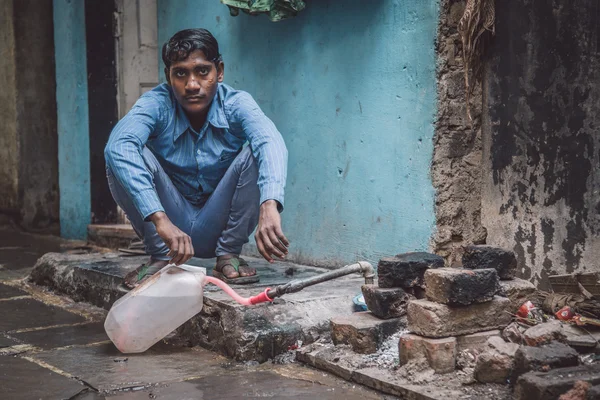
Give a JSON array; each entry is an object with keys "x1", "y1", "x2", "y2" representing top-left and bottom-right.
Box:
[
  {"x1": 158, "y1": 0, "x2": 439, "y2": 267},
  {"x1": 432, "y1": 0, "x2": 486, "y2": 265},
  {"x1": 0, "y1": 0, "x2": 19, "y2": 217},
  {"x1": 54, "y1": 0, "x2": 91, "y2": 239},
  {"x1": 0, "y1": 0, "x2": 59, "y2": 231},
  {"x1": 482, "y1": 0, "x2": 600, "y2": 289}
]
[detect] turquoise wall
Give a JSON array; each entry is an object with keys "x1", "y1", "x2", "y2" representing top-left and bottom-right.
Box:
[
  {"x1": 53, "y1": 0, "x2": 91, "y2": 239},
  {"x1": 158, "y1": 0, "x2": 438, "y2": 267}
]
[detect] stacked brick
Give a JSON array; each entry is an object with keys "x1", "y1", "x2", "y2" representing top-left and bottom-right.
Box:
[{"x1": 399, "y1": 246, "x2": 534, "y2": 374}]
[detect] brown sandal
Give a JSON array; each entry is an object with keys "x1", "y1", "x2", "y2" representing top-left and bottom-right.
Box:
[{"x1": 212, "y1": 256, "x2": 259, "y2": 285}]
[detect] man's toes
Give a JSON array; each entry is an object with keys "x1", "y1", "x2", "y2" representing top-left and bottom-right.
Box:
[
  {"x1": 239, "y1": 266, "x2": 256, "y2": 277},
  {"x1": 222, "y1": 265, "x2": 240, "y2": 279}
]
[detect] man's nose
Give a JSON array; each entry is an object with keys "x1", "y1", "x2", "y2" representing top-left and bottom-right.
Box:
[{"x1": 185, "y1": 76, "x2": 200, "y2": 91}]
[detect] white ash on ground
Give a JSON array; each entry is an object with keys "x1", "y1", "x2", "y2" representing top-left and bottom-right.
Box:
[{"x1": 360, "y1": 330, "x2": 408, "y2": 369}]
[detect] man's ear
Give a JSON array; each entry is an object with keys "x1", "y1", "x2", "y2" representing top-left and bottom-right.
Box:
[
  {"x1": 164, "y1": 68, "x2": 171, "y2": 85},
  {"x1": 217, "y1": 61, "x2": 224, "y2": 83}
]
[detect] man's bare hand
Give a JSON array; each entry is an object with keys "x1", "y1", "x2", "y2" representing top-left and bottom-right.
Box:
[
  {"x1": 149, "y1": 212, "x2": 194, "y2": 265},
  {"x1": 255, "y1": 200, "x2": 289, "y2": 263}
]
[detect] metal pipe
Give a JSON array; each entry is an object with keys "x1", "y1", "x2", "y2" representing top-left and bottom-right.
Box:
[{"x1": 266, "y1": 261, "x2": 374, "y2": 299}]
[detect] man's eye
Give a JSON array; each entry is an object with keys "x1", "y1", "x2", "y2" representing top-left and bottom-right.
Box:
[
  {"x1": 199, "y1": 68, "x2": 209, "y2": 75},
  {"x1": 175, "y1": 71, "x2": 186, "y2": 77}
]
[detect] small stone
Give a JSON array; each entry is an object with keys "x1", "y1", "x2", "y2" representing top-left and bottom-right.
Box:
[
  {"x1": 456, "y1": 330, "x2": 501, "y2": 353},
  {"x1": 361, "y1": 284, "x2": 414, "y2": 319},
  {"x1": 377, "y1": 252, "x2": 444, "y2": 289},
  {"x1": 487, "y1": 336, "x2": 519, "y2": 357},
  {"x1": 523, "y1": 320, "x2": 565, "y2": 346},
  {"x1": 503, "y1": 322, "x2": 526, "y2": 344},
  {"x1": 514, "y1": 364, "x2": 600, "y2": 400},
  {"x1": 497, "y1": 278, "x2": 536, "y2": 313},
  {"x1": 512, "y1": 341, "x2": 579, "y2": 382},
  {"x1": 424, "y1": 268, "x2": 499, "y2": 306},
  {"x1": 330, "y1": 312, "x2": 403, "y2": 354},
  {"x1": 474, "y1": 351, "x2": 514, "y2": 384},
  {"x1": 407, "y1": 296, "x2": 512, "y2": 338},
  {"x1": 462, "y1": 245, "x2": 518, "y2": 280},
  {"x1": 399, "y1": 334, "x2": 457, "y2": 374}
]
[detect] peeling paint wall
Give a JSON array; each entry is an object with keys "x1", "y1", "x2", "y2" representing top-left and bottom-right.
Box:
[
  {"x1": 432, "y1": 0, "x2": 486, "y2": 265},
  {"x1": 158, "y1": 0, "x2": 439, "y2": 267},
  {"x1": 482, "y1": 0, "x2": 600, "y2": 289}
]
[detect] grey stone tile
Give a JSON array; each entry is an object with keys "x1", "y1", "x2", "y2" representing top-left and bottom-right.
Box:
[
  {"x1": 0, "y1": 298, "x2": 85, "y2": 332},
  {"x1": 11, "y1": 322, "x2": 108, "y2": 350},
  {"x1": 0, "y1": 355, "x2": 86, "y2": 399},
  {"x1": 0, "y1": 282, "x2": 28, "y2": 299}
]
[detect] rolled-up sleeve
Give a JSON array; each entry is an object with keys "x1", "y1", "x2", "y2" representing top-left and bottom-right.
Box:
[
  {"x1": 104, "y1": 96, "x2": 165, "y2": 220},
  {"x1": 228, "y1": 93, "x2": 288, "y2": 210}
]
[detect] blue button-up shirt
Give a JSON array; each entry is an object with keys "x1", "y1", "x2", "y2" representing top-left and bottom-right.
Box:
[{"x1": 105, "y1": 83, "x2": 287, "y2": 220}]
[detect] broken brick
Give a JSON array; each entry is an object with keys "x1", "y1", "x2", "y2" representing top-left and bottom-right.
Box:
[
  {"x1": 330, "y1": 312, "x2": 403, "y2": 354},
  {"x1": 399, "y1": 334, "x2": 456, "y2": 374},
  {"x1": 377, "y1": 252, "x2": 444, "y2": 289},
  {"x1": 514, "y1": 364, "x2": 600, "y2": 400},
  {"x1": 474, "y1": 337, "x2": 519, "y2": 384},
  {"x1": 407, "y1": 296, "x2": 512, "y2": 338},
  {"x1": 361, "y1": 284, "x2": 414, "y2": 319},
  {"x1": 462, "y1": 245, "x2": 517, "y2": 280},
  {"x1": 497, "y1": 278, "x2": 536, "y2": 313},
  {"x1": 523, "y1": 320, "x2": 565, "y2": 346},
  {"x1": 456, "y1": 330, "x2": 501, "y2": 352},
  {"x1": 424, "y1": 268, "x2": 499, "y2": 306},
  {"x1": 511, "y1": 341, "x2": 579, "y2": 383}
]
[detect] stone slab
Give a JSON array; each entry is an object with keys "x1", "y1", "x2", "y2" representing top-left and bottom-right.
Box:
[
  {"x1": 462, "y1": 245, "x2": 517, "y2": 280},
  {"x1": 331, "y1": 312, "x2": 404, "y2": 354},
  {"x1": 361, "y1": 284, "x2": 413, "y2": 319},
  {"x1": 11, "y1": 322, "x2": 108, "y2": 350},
  {"x1": 0, "y1": 298, "x2": 85, "y2": 332},
  {"x1": 407, "y1": 297, "x2": 512, "y2": 338},
  {"x1": 512, "y1": 341, "x2": 579, "y2": 382},
  {"x1": 424, "y1": 268, "x2": 498, "y2": 306},
  {"x1": 30, "y1": 252, "x2": 371, "y2": 362},
  {"x1": 378, "y1": 252, "x2": 444, "y2": 289},
  {"x1": 0, "y1": 334, "x2": 18, "y2": 348},
  {"x1": 456, "y1": 330, "x2": 501, "y2": 352},
  {"x1": 514, "y1": 363, "x2": 600, "y2": 400},
  {"x1": 0, "y1": 355, "x2": 86, "y2": 399},
  {"x1": 297, "y1": 344, "x2": 478, "y2": 399},
  {"x1": 31, "y1": 342, "x2": 227, "y2": 391},
  {"x1": 0, "y1": 283, "x2": 28, "y2": 299},
  {"x1": 0, "y1": 227, "x2": 63, "y2": 272}
]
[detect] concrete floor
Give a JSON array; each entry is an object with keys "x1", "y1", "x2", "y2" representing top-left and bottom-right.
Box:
[{"x1": 0, "y1": 226, "x2": 394, "y2": 399}]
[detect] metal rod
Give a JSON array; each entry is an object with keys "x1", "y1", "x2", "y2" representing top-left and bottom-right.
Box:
[{"x1": 267, "y1": 261, "x2": 374, "y2": 299}]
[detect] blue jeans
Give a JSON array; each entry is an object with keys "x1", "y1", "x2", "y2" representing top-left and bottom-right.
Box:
[{"x1": 106, "y1": 146, "x2": 260, "y2": 260}]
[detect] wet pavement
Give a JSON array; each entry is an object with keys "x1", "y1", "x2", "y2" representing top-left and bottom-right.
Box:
[{"x1": 0, "y1": 226, "x2": 394, "y2": 399}]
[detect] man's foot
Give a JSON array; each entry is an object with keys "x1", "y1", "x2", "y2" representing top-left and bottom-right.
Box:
[
  {"x1": 122, "y1": 258, "x2": 170, "y2": 290},
  {"x1": 212, "y1": 255, "x2": 260, "y2": 285}
]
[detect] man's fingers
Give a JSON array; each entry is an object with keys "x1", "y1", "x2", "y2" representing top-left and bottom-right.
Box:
[
  {"x1": 255, "y1": 234, "x2": 273, "y2": 263},
  {"x1": 268, "y1": 231, "x2": 287, "y2": 257},
  {"x1": 261, "y1": 231, "x2": 284, "y2": 258},
  {"x1": 184, "y1": 237, "x2": 195, "y2": 264},
  {"x1": 275, "y1": 227, "x2": 290, "y2": 247}
]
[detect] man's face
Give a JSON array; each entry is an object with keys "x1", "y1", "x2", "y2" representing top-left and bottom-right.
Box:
[{"x1": 166, "y1": 50, "x2": 224, "y2": 116}]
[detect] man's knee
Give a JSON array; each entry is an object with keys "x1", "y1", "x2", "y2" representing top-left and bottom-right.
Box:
[
  {"x1": 141, "y1": 147, "x2": 161, "y2": 175},
  {"x1": 236, "y1": 146, "x2": 258, "y2": 179}
]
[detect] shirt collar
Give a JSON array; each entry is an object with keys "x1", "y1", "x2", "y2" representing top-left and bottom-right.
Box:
[{"x1": 173, "y1": 84, "x2": 230, "y2": 142}]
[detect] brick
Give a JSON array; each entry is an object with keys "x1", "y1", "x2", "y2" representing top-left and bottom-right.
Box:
[
  {"x1": 487, "y1": 336, "x2": 519, "y2": 357},
  {"x1": 514, "y1": 364, "x2": 600, "y2": 400},
  {"x1": 361, "y1": 285, "x2": 413, "y2": 319},
  {"x1": 330, "y1": 312, "x2": 403, "y2": 354},
  {"x1": 407, "y1": 296, "x2": 512, "y2": 338},
  {"x1": 377, "y1": 252, "x2": 444, "y2": 289},
  {"x1": 424, "y1": 268, "x2": 499, "y2": 306},
  {"x1": 497, "y1": 278, "x2": 536, "y2": 313},
  {"x1": 523, "y1": 320, "x2": 565, "y2": 346},
  {"x1": 399, "y1": 334, "x2": 456, "y2": 374},
  {"x1": 474, "y1": 351, "x2": 514, "y2": 384},
  {"x1": 462, "y1": 245, "x2": 517, "y2": 280},
  {"x1": 456, "y1": 330, "x2": 501, "y2": 352},
  {"x1": 512, "y1": 341, "x2": 579, "y2": 383}
]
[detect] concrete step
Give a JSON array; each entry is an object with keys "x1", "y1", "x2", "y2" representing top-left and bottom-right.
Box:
[
  {"x1": 87, "y1": 224, "x2": 138, "y2": 249},
  {"x1": 29, "y1": 252, "x2": 367, "y2": 362}
]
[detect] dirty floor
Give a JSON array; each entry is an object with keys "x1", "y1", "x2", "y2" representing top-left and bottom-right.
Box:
[{"x1": 0, "y1": 226, "x2": 395, "y2": 399}]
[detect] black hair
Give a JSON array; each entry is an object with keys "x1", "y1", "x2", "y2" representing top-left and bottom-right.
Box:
[{"x1": 162, "y1": 28, "x2": 221, "y2": 69}]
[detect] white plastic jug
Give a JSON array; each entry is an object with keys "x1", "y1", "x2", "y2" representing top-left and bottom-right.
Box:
[{"x1": 104, "y1": 264, "x2": 207, "y2": 354}]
